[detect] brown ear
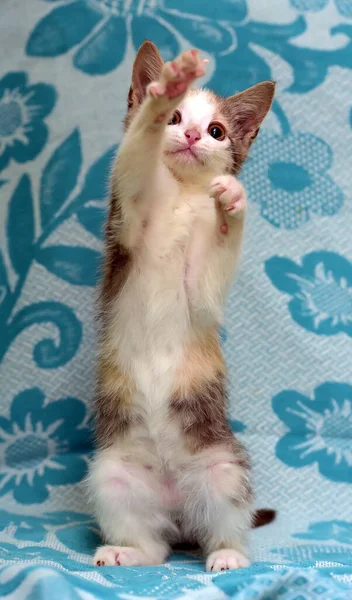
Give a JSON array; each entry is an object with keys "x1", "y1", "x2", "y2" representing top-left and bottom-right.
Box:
[
  {"x1": 224, "y1": 81, "x2": 275, "y2": 142},
  {"x1": 129, "y1": 41, "x2": 164, "y2": 108}
]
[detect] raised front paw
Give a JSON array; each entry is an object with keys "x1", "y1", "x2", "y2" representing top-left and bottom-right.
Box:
[
  {"x1": 147, "y1": 50, "x2": 206, "y2": 101},
  {"x1": 209, "y1": 175, "x2": 246, "y2": 217}
]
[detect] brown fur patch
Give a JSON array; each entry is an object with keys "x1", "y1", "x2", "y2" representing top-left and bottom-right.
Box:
[
  {"x1": 100, "y1": 188, "x2": 132, "y2": 311},
  {"x1": 170, "y1": 331, "x2": 248, "y2": 458},
  {"x1": 95, "y1": 184, "x2": 134, "y2": 448},
  {"x1": 170, "y1": 373, "x2": 231, "y2": 452},
  {"x1": 175, "y1": 331, "x2": 226, "y2": 398},
  {"x1": 94, "y1": 356, "x2": 136, "y2": 448},
  {"x1": 214, "y1": 81, "x2": 275, "y2": 174}
]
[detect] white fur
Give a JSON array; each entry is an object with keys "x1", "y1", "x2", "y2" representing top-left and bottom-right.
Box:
[
  {"x1": 206, "y1": 549, "x2": 249, "y2": 572},
  {"x1": 89, "y1": 51, "x2": 250, "y2": 570}
]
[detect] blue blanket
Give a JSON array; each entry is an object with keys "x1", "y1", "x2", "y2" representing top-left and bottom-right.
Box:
[{"x1": 0, "y1": 0, "x2": 351, "y2": 598}]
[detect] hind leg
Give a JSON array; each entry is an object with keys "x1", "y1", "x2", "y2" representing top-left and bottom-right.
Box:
[
  {"x1": 88, "y1": 445, "x2": 172, "y2": 566},
  {"x1": 180, "y1": 446, "x2": 253, "y2": 572}
]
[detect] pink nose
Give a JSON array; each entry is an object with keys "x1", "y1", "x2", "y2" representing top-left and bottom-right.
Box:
[{"x1": 184, "y1": 129, "x2": 201, "y2": 146}]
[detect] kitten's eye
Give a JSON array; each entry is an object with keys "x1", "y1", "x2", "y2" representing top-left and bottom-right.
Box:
[
  {"x1": 168, "y1": 110, "x2": 181, "y2": 125},
  {"x1": 208, "y1": 122, "x2": 226, "y2": 141}
]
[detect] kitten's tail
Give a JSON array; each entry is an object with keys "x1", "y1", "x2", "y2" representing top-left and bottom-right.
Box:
[{"x1": 252, "y1": 509, "x2": 276, "y2": 528}]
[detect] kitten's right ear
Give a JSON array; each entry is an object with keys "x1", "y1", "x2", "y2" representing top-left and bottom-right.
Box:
[{"x1": 128, "y1": 41, "x2": 164, "y2": 108}]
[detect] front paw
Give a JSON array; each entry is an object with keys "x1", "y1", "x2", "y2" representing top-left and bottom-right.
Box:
[
  {"x1": 209, "y1": 175, "x2": 246, "y2": 217},
  {"x1": 147, "y1": 50, "x2": 206, "y2": 102}
]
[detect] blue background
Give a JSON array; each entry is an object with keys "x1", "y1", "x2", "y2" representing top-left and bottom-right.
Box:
[{"x1": 0, "y1": 0, "x2": 351, "y2": 597}]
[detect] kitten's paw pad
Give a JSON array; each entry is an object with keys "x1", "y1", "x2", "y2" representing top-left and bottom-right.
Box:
[
  {"x1": 148, "y1": 82, "x2": 166, "y2": 98},
  {"x1": 147, "y1": 50, "x2": 206, "y2": 101},
  {"x1": 206, "y1": 549, "x2": 250, "y2": 572},
  {"x1": 93, "y1": 545, "x2": 161, "y2": 567},
  {"x1": 209, "y1": 175, "x2": 246, "y2": 216},
  {"x1": 94, "y1": 546, "x2": 120, "y2": 567},
  {"x1": 164, "y1": 50, "x2": 205, "y2": 80}
]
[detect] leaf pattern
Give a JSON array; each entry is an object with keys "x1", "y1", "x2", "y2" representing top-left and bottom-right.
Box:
[
  {"x1": 36, "y1": 246, "x2": 100, "y2": 286},
  {"x1": 6, "y1": 302, "x2": 82, "y2": 368},
  {"x1": 1, "y1": 0, "x2": 352, "y2": 597},
  {"x1": 77, "y1": 205, "x2": 105, "y2": 240},
  {"x1": 0, "y1": 250, "x2": 9, "y2": 308},
  {"x1": 40, "y1": 129, "x2": 82, "y2": 228},
  {"x1": 76, "y1": 145, "x2": 116, "y2": 205},
  {"x1": 6, "y1": 175, "x2": 34, "y2": 276}
]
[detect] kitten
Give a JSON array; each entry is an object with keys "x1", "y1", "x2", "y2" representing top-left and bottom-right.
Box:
[{"x1": 88, "y1": 42, "x2": 275, "y2": 572}]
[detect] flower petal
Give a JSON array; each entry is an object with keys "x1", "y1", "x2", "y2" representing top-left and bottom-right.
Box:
[
  {"x1": 272, "y1": 390, "x2": 318, "y2": 433},
  {"x1": 244, "y1": 131, "x2": 340, "y2": 229},
  {"x1": 265, "y1": 256, "x2": 304, "y2": 295},
  {"x1": 0, "y1": 473, "x2": 16, "y2": 497},
  {"x1": 290, "y1": 0, "x2": 329, "y2": 10},
  {"x1": 41, "y1": 398, "x2": 86, "y2": 439},
  {"x1": 0, "y1": 147, "x2": 11, "y2": 172},
  {"x1": 13, "y1": 473, "x2": 49, "y2": 504},
  {"x1": 335, "y1": 0, "x2": 352, "y2": 17},
  {"x1": 160, "y1": 12, "x2": 232, "y2": 53},
  {"x1": 0, "y1": 417, "x2": 13, "y2": 438},
  {"x1": 293, "y1": 521, "x2": 352, "y2": 543},
  {"x1": 249, "y1": 131, "x2": 332, "y2": 174},
  {"x1": 275, "y1": 433, "x2": 322, "y2": 468},
  {"x1": 163, "y1": 0, "x2": 247, "y2": 23},
  {"x1": 315, "y1": 382, "x2": 352, "y2": 411},
  {"x1": 26, "y1": 0, "x2": 102, "y2": 57},
  {"x1": 131, "y1": 16, "x2": 179, "y2": 61},
  {"x1": 26, "y1": 83, "x2": 57, "y2": 120},
  {"x1": 11, "y1": 121, "x2": 48, "y2": 164},
  {"x1": 10, "y1": 388, "x2": 45, "y2": 431},
  {"x1": 318, "y1": 450, "x2": 352, "y2": 483},
  {"x1": 0, "y1": 72, "x2": 27, "y2": 99},
  {"x1": 303, "y1": 251, "x2": 352, "y2": 285},
  {"x1": 229, "y1": 419, "x2": 246, "y2": 433},
  {"x1": 288, "y1": 296, "x2": 327, "y2": 335},
  {"x1": 289, "y1": 295, "x2": 352, "y2": 337},
  {"x1": 62, "y1": 427, "x2": 92, "y2": 453},
  {"x1": 307, "y1": 174, "x2": 344, "y2": 218},
  {"x1": 261, "y1": 186, "x2": 311, "y2": 230},
  {"x1": 73, "y1": 16, "x2": 127, "y2": 75},
  {"x1": 44, "y1": 454, "x2": 87, "y2": 485}
]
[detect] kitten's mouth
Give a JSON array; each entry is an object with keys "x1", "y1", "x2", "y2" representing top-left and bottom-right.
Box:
[{"x1": 166, "y1": 147, "x2": 199, "y2": 160}]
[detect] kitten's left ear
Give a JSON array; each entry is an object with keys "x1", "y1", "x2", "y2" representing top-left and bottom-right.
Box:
[{"x1": 225, "y1": 81, "x2": 275, "y2": 142}]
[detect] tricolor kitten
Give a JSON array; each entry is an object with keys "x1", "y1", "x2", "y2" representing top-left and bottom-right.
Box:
[{"x1": 88, "y1": 42, "x2": 275, "y2": 571}]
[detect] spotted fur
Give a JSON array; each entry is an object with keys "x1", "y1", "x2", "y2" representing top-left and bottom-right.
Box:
[{"x1": 88, "y1": 42, "x2": 275, "y2": 571}]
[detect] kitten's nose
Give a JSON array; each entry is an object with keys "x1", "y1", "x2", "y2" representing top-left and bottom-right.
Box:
[{"x1": 184, "y1": 129, "x2": 201, "y2": 146}]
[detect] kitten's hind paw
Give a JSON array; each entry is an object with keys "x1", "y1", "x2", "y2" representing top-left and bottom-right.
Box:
[
  {"x1": 94, "y1": 545, "x2": 166, "y2": 567},
  {"x1": 206, "y1": 549, "x2": 250, "y2": 572}
]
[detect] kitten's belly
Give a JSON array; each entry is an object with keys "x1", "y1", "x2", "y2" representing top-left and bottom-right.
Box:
[
  {"x1": 109, "y1": 257, "x2": 188, "y2": 397},
  {"x1": 108, "y1": 207, "x2": 218, "y2": 396}
]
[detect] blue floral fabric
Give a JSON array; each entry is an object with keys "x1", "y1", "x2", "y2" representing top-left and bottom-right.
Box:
[{"x1": 0, "y1": 0, "x2": 351, "y2": 598}]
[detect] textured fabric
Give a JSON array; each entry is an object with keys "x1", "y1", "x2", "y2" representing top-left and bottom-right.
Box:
[{"x1": 0, "y1": 0, "x2": 351, "y2": 597}]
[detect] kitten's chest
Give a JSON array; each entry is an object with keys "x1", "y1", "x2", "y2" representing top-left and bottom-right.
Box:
[{"x1": 143, "y1": 187, "x2": 216, "y2": 262}]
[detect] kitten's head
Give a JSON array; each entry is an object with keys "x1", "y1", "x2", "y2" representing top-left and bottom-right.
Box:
[{"x1": 127, "y1": 42, "x2": 275, "y2": 178}]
